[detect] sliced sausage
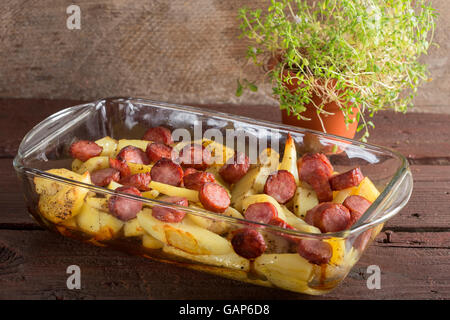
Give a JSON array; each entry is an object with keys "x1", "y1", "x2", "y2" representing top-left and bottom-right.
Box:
[
  {"x1": 151, "y1": 196, "x2": 188, "y2": 223},
  {"x1": 109, "y1": 158, "x2": 131, "y2": 178},
  {"x1": 305, "y1": 202, "x2": 351, "y2": 233},
  {"x1": 297, "y1": 239, "x2": 333, "y2": 265},
  {"x1": 69, "y1": 140, "x2": 103, "y2": 162},
  {"x1": 183, "y1": 171, "x2": 216, "y2": 191},
  {"x1": 330, "y1": 167, "x2": 364, "y2": 191},
  {"x1": 108, "y1": 186, "x2": 143, "y2": 221},
  {"x1": 343, "y1": 195, "x2": 372, "y2": 227},
  {"x1": 146, "y1": 142, "x2": 174, "y2": 163},
  {"x1": 198, "y1": 182, "x2": 230, "y2": 213},
  {"x1": 231, "y1": 228, "x2": 267, "y2": 259},
  {"x1": 183, "y1": 167, "x2": 198, "y2": 176},
  {"x1": 150, "y1": 158, "x2": 184, "y2": 186},
  {"x1": 219, "y1": 152, "x2": 250, "y2": 184},
  {"x1": 120, "y1": 172, "x2": 152, "y2": 191},
  {"x1": 142, "y1": 126, "x2": 173, "y2": 145},
  {"x1": 264, "y1": 170, "x2": 297, "y2": 204},
  {"x1": 244, "y1": 202, "x2": 278, "y2": 224},
  {"x1": 116, "y1": 145, "x2": 150, "y2": 165},
  {"x1": 353, "y1": 229, "x2": 373, "y2": 252},
  {"x1": 297, "y1": 153, "x2": 334, "y2": 202},
  {"x1": 178, "y1": 144, "x2": 212, "y2": 170},
  {"x1": 91, "y1": 168, "x2": 120, "y2": 187}
]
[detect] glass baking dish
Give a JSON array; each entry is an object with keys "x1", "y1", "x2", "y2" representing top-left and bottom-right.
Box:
[{"x1": 13, "y1": 97, "x2": 413, "y2": 295}]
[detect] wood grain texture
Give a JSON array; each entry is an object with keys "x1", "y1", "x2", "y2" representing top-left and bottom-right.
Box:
[
  {"x1": 0, "y1": 0, "x2": 449, "y2": 113},
  {"x1": 0, "y1": 229, "x2": 448, "y2": 300}
]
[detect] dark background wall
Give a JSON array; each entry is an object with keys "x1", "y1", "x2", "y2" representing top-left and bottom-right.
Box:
[{"x1": 0, "y1": 0, "x2": 448, "y2": 113}]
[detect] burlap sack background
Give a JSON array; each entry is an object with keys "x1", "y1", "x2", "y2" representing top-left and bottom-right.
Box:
[{"x1": 1, "y1": 0, "x2": 448, "y2": 113}]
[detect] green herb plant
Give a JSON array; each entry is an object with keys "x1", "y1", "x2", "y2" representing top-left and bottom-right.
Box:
[{"x1": 237, "y1": 0, "x2": 437, "y2": 141}]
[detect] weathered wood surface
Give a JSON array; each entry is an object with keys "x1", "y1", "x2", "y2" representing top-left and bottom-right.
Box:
[
  {"x1": 0, "y1": 0, "x2": 449, "y2": 114},
  {"x1": 0, "y1": 98, "x2": 449, "y2": 299}
]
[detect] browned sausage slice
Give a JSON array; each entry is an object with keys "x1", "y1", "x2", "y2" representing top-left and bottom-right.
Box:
[
  {"x1": 219, "y1": 152, "x2": 250, "y2": 184},
  {"x1": 297, "y1": 239, "x2": 333, "y2": 265},
  {"x1": 146, "y1": 142, "x2": 174, "y2": 163},
  {"x1": 109, "y1": 158, "x2": 131, "y2": 179},
  {"x1": 231, "y1": 228, "x2": 267, "y2": 259},
  {"x1": 244, "y1": 202, "x2": 278, "y2": 224},
  {"x1": 151, "y1": 196, "x2": 188, "y2": 223},
  {"x1": 108, "y1": 186, "x2": 143, "y2": 221},
  {"x1": 183, "y1": 171, "x2": 216, "y2": 191},
  {"x1": 297, "y1": 153, "x2": 334, "y2": 202},
  {"x1": 330, "y1": 167, "x2": 364, "y2": 191},
  {"x1": 198, "y1": 182, "x2": 230, "y2": 213},
  {"x1": 343, "y1": 195, "x2": 372, "y2": 227},
  {"x1": 150, "y1": 158, "x2": 183, "y2": 186},
  {"x1": 305, "y1": 202, "x2": 351, "y2": 233},
  {"x1": 178, "y1": 144, "x2": 212, "y2": 170},
  {"x1": 69, "y1": 140, "x2": 103, "y2": 162},
  {"x1": 116, "y1": 146, "x2": 150, "y2": 165},
  {"x1": 91, "y1": 168, "x2": 120, "y2": 187},
  {"x1": 142, "y1": 126, "x2": 173, "y2": 145},
  {"x1": 264, "y1": 170, "x2": 297, "y2": 204},
  {"x1": 120, "y1": 172, "x2": 152, "y2": 191}
]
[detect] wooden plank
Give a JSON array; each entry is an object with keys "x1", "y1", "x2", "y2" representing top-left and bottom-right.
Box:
[
  {"x1": 3, "y1": 158, "x2": 449, "y2": 230},
  {"x1": 2, "y1": 98, "x2": 450, "y2": 160},
  {"x1": 0, "y1": 229, "x2": 448, "y2": 299}
]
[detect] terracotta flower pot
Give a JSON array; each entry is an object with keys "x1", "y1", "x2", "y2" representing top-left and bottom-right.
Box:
[{"x1": 268, "y1": 55, "x2": 359, "y2": 139}]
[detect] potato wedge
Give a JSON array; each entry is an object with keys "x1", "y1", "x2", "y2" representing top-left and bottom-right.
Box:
[
  {"x1": 163, "y1": 245, "x2": 249, "y2": 271},
  {"x1": 142, "y1": 233, "x2": 164, "y2": 249},
  {"x1": 95, "y1": 136, "x2": 118, "y2": 157},
  {"x1": 187, "y1": 204, "x2": 243, "y2": 235},
  {"x1": 76, "y1": 202, "x2": 101, "y2": 234},
  {"x1": 325, "y1": 237, "x2": 347, "y2": 266},
  {"x1": 74, "y1": 156, "x2": 110, "y2": 175},
  {"x1": 356, "y1": 177, "x2": 380, "y2": 202},
  {"x1": 115, "y1": 139, "x2": 150, "y2": 154},
  {"x1": 293, "y1": 186, "x2": 319, "y2": 218},
  {"x1": 202, "y1": 139, "x2": 235, "y2": 166},
  {"x1": 137, "y1": 209, "x2": 233, "y2": 255},
  {"x1": 97, "y1": 211, "x2": 124, "y2": 239},
  {"x1": 241, "y1": 194, "x2": 287, "y2": 222},
  {"x1": 141, "y1": 189, "x2": 160, "y2": 199},
  {"x1": 71, "y1": 159, "x2": 83, "y2": 172},
  {"x1": 149, "y1": 181, "x2": 199, "y2": 202},
  {"x1": 128, "y1": 162, "x2": 153, "y2": 175},
  {"x1": 124, "y1": 218, "x2": 145, "y2": 237},
  {"x1": 230, "y1": 189, "x2": 255, "y2": 212},
  {"x1": 278, "y1": 134, "x2": 300, "y2": 186},
  {"x1": 106, "y1": 180, "x2": 122, "y2": 190},
  {"x1": 254, "y1": 253, "x2": 313, "y2": 292},
  {"x1": 35, "y1": 169, "x2": 91, "y2": 223},
  {"x1": 332, "y1": 186, "x2": 358, "y2": 204},
  {"x1": 85, "y1": 196, "x2": 109, "y2": 212},
  {"x1": 281, "y1": 206, "x2": 321, "y2": 234}
]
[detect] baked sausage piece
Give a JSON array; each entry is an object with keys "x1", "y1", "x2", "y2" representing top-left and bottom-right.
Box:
[
  {"x1": 120, "y1": 172, "x2": 152, "y2": 191},
  {"x1": 151, "y1": 196, "x2": 188, "y2": 223},
  {"x1": 231, "y1": 228, "x2": 267, "y2": 259},
  {"x1": 305, "y1": 202, "x2": 351, "y2": 233},
  {"x1": 146, "y1": 142, "x2": 174, "y2": 163},
  {"x1": 297, "y1": 153, "x2": 333, "y2": 202},
  {"x1": 330, "y1": 167, "x2": 364, "y2": 191},
  {"x1": 109, "y1": 158, "x2": 131, "y2": 178},
  {"x1": 244, "y1": 202, "x2": 278, "y2": 224},
  {"x1": 108, "y1": 186, "x2": 143, "y2": 221},
  {"x1": 116, "y1": 146, "x2": 150, "y2": 165},
  {"x1": 199, "y1": 182, "x2": 230, "y2": 213},
  {"x1": 91, "y1": 168, "x2": 121, "y2": 187},
  {"x1": 219, "y1": 152, "x2": 250, "y2": 184},
  {"x1": 183, "y1": 170, "x2": 216, "y2": 191},
  {"x1": 264, "y1": 170, "x2": 297, "y2": 204},
  {"x1": 297, "y1": 239, "x2": 333, "y2": 265},
  {"x1": 178, "y1": 144, "x2": 212, "y2": 170},
  {"x1": 69, "y1": 140, "x2": 103, "y2": 162},
  {"x1": 343, "y1": 195, "x2": 372, "y2": 227},
  {"x1": 150, "y1": 158, "x2": 183, "y2": 186},
  {"x1": 142, "y1": 126, "x2": 173, "y2": 145}
]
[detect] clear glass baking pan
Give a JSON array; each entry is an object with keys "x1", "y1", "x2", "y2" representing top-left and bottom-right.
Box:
[{"x1": 13, "y1": 97, "x2": 413, "y2": 295}]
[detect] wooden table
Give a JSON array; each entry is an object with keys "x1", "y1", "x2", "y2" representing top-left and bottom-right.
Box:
[{"x1": 0, "y1": 98, "x2": 449, "y2": 300}]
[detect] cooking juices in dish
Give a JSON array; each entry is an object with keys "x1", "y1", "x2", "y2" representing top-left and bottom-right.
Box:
[{"x1": 33, "y1": 126, "x2": 381, "y2": 295}]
